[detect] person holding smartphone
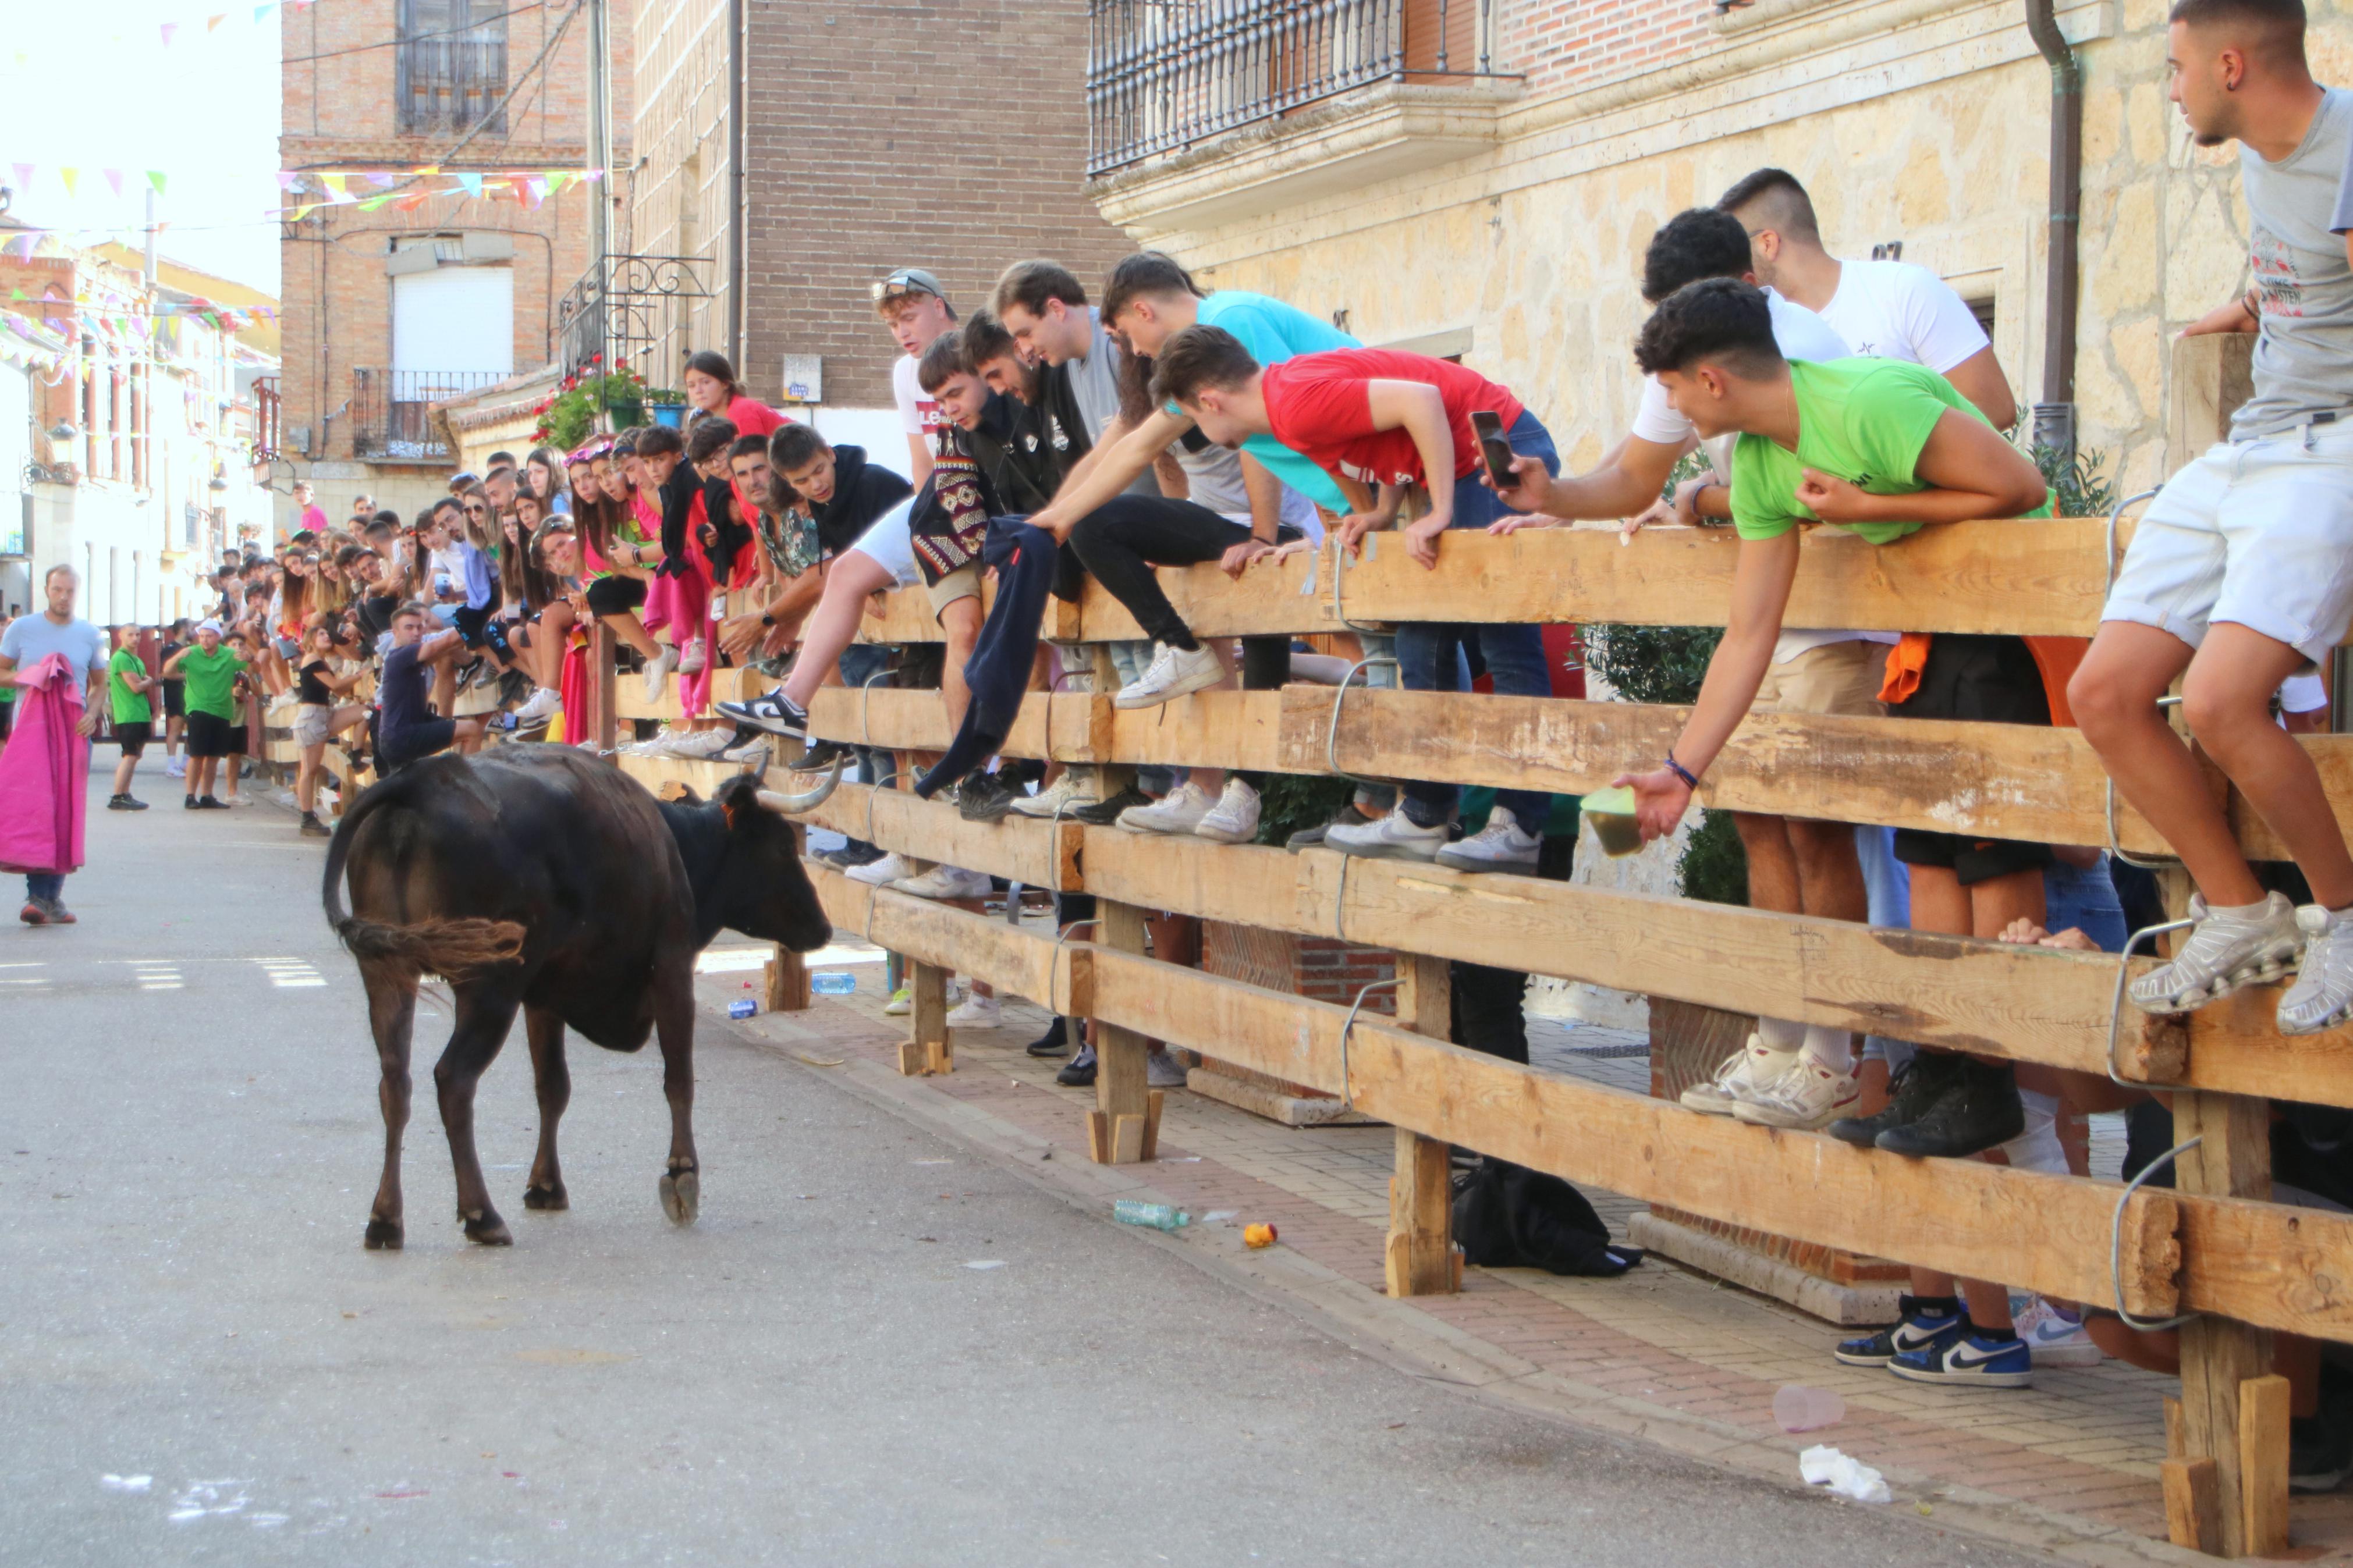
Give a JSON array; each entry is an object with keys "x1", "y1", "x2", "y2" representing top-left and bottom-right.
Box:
[{"x1": 1148, "y1": 326, "x2": 1562, "y2": 870}]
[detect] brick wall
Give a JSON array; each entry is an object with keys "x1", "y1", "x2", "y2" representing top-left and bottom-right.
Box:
[
  {"x1": 279, "y1": 0, "x2": 634, "y2": 471},
  {"x1": 1492, "y1": 0, "x2": 1718, "y2": 99},
  {"x1": 733, "y1": 0, "x2": 1135, "y2": 409}
]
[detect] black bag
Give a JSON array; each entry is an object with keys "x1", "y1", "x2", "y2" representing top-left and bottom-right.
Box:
[{"x1": 1451, "y1": 1158, "x2": 1641, "y2": 1278}]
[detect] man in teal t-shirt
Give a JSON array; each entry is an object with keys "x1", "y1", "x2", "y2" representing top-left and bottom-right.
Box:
[
  {"x1": 105, "y1": 631, "x2": 155, "y2": 810},
  {"x1": 1609, "y1": 279, "x2": 2048, "y2": 845}
]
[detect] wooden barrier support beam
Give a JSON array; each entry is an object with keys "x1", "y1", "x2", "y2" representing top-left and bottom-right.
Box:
[
  {"x1": 1386, "y1": 953, "x2": 1456, "y2": 1298},
  {"x1": 2237, "y1": 1374, "x2": 2291, "y2": 1558},
  {"x1": 2163, "y1": 1457, "x2": 2224, "y2": 1557},
  {"x1": 1089, "y1": 900, "x2": 1158, "y2": 1165},
  {"x1": 900, "y1": 959, "x2": 952, "y2": 1076},
  {"x1": 804, "y1": 869, "x2": 1089, "y2": 1016},
  {"x1": 796, "y1": 782, "x2": 1083, "y2": 892},
  {"x1": 765, "y1": 944, "x2": 810, "y2": 1013},
  {"x1": 590, "y1": 623, "x2": 618, "y2": 757},
  {"x1": 2173, "y1": 1089, "x2": 2276, "y2": 1558}
]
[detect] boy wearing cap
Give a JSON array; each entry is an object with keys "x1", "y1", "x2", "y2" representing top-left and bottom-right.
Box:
[
  {"x1": 875, "y1": 267, "x2": 956, "y2": 488},
  {"x1": 163, "y1": 620, "x2": 249, "y2": 809}
]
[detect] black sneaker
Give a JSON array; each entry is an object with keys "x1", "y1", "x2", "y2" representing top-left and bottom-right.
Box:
[
  {"x1": 299, "y1": 812, "x2": 332, "y2": 838},
  {"x1": 197, "y1": 795, "x2": 230, "y2": 810},
  {"x1": 1070, "y1": 786, "x2": 1152, "y2": 827},
  {"x1": 1287, "y1": 801, "x2": 1375, "y2": 851},
  {"x1": 1826, "y1": 1051, "x2": 1964, "y2": 1149},
  {"x1": 716, "y1": 689, "x2": 808, "y2": 737},
  {"x1": 1025, "y1": 1016, "x2": 1070, "y2": 1058},
  {"x1": 107, "y1": 794, "x2": 147, "y2": 811},
  {"x1": 1833, "y1": 1296, "x2": 1965, "y2": 1367},
  {"x1": 1875, "y1": 1058, "x2": 2024, "y2": 1159},
  {"x1": 819, "y1": 841, "x2": 884, "y2": 870},
  {"x1": 790, "y1": 737, "x2": 854, "y2": 773},
  {"x1": 183, "y1": 795, "x2": 201, "y2": 810},
  {"x1": 1056, "y1": 1043, "x2": 1097, "y2": 1087},
  {"x1": 957, "y1": 773, "x2": 1018, "y2": 823}
]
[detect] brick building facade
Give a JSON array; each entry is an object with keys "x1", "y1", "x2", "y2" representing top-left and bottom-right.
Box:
[
  {"x1": 278, "y1": 0, "x2": 631, "y2": 519},
  {"x1": 622, "y1": 0, "x2": 1132, "y2": 422}
]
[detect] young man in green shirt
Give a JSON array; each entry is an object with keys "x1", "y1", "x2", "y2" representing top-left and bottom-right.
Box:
[
  {"x1": 162, "y1": 620, "x2": 250, "y2": 810},
  {"x1": 105, "y1": 627, "x2": 154, "y2": 810}
]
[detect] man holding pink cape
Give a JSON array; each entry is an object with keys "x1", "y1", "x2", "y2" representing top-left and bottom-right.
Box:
[{"x1": 0, "y1": 565, "x2": 107, "y2": 926}]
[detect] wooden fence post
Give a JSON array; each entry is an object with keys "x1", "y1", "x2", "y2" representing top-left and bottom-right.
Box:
[
  {"x1": 1386, "y1": 952, "x2": 1457, "y2": 1296},
  {"x1": 2172, "y1": 1087, "x2": 2279, "y2": 1558},
  {"x1": 765, "y1": 944, "x2": 811, "y2": 1012},
  {"x1": 900, "y1": 959, "x2": 952, "y2": 1076},
  {"x1": 1089, "y1": 899, "x2": 1162, "y2": 1164},
  {"x1": 590, "y1": 623, "x2": 618, "y2": 756}
]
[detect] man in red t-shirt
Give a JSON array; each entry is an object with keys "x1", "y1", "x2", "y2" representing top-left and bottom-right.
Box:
[{"x1": 1152, "y1": 326, "x2": 1564, "y2": 872}]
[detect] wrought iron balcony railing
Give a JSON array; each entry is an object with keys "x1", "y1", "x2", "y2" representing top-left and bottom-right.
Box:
[
  {"x1": 350, "y1": 368, "x2": 506, "y2": 463},
  {"x1": 1087, "y1": 0, "x2": 1506, "y2": 176}
]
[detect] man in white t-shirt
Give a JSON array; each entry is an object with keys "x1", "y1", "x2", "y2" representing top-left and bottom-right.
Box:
[
  {"x1": 876, "y1": 267, "x2": 956, "y2": 488},
  {"x1": 1495, "y1": 207, "x2": 1876, "y2": 1131},
  {"x1": 1719, "y1": 168, "x2": 2015, "y2": 432}
]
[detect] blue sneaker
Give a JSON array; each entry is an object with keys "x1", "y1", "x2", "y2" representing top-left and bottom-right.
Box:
[
  {"x1": 1833, "y1": 1296, "x2": 1962, "y2": 1367},
  {"x1": 1889, "y1": 1328, "x2": 2033, "y2": 1388}
]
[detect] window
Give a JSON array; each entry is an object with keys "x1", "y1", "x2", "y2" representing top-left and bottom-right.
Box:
[{"x1": 396, "y1": 0, "x2": 507, "y2": 136}]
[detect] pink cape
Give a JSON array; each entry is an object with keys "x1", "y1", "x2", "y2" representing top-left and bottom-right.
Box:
[{"x1": 0, "y1": 653, "x2": 89, "y2": 876}]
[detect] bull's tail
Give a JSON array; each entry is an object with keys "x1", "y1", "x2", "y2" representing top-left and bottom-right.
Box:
[{"x1": 321, "y1": 770, "x2": 526, "y2": 983}]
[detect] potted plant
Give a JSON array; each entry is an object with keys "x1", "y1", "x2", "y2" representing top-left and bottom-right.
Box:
[{"x1": 531, "y1": 360, "x2": 655, "y2": 449}]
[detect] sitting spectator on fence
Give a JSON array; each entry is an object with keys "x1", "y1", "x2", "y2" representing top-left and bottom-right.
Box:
[
  {"x1": 2074, "y1": 0, "x2": 2353, "y2": 1037},
  {"x1": 375, "y1": 603, "x2": 488, "y2": 772},
  {"x1": 1149, "y1": 325, "x2": 1564, "y2": 871}
]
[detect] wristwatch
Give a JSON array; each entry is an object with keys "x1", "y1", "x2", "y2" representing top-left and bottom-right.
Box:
[{"x1": 760, "y1": 614, "x2": 776, "y2": 628}]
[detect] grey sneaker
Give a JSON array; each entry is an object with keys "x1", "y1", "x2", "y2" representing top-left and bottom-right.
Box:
[
  {"x1": 2279, "y1": 905, "x2": 2353, "y2": 1036},
  {"x1": 2128, "y1": 891, "x2": 2301, "y2": 1014},
  {"x1": 1679, "y1": 1033, "x2": 1798, "y2": 1117}
]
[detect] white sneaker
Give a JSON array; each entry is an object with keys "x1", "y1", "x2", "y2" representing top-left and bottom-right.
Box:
[
  {"x1": 1117, "y1": 781, "x2": 1213, "y2": 834},
  {"x1": 1008, "y1": 768, "x2": 1098, "y2": 819},
  {"x1": 1680, "y1": 1033, "x2": 1800, "y2": 1116},
  {"x1": 1434, "y1": 806, "x2": 1541, "y2": 872},
  {"x1": 718, "y1": 735, "x2": 771, "y2": 766},
  {"x1": 679, "y1": 638, "x2": 707, "y2": 675},
  {"x1": 1193, "y1": 778, "x2": 1260, "y2": 844},
  {"x1": 892, "y1": 865, "x2": 993, "y2": 901},
  {"x1": 846, "y1": 851, "x2": 913, "y2": 887},
  {"x1": 1148, "y1": 1048, "x2": 1188, "y2": 1088},
  {"x1": 1113, "y1": 641, "x2": 1226, "y2": 709},
  {"x1": 664, "y1": 728, "x2": 735, "y2": 759},
  {"x1": 2010, "y1": 1293, "x2": 2104, "y2": 1368},
  {"x1": 945, "y1": 993, "x2": 1001, "y2": 1029},
  {"x1": 2279, "y1": 904, "x2": 2353, "y2": 1036},
  {"x1": 165, "y1": 756, "x2": 186, "y2": 778},
  {"x1": 514, "y1": 687, "x2": 561, "y2": 725},
  {"x1": 2128, "y1": 891, "x2": 2299, "y2": 1014},
  {"x1": 639, "y1": 645, "x2": 679, "y2": 703},
  {"x1": 1326, "y1": 809, "x2": 1447, "y2": 862},
  {"x1": 883, "y1": 983, "x2": 912, "y2": 1016},
  {"x1": 1732, "y1": 1051, "x2": 1860, "y2": 1129}
]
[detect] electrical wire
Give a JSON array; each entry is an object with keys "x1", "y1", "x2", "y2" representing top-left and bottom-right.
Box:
[{"x1": 280, "y1": 2, "x2": 540, "y2": 64}]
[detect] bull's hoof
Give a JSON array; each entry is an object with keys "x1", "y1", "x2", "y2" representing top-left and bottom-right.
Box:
[
  {"x1": 460, "y1": 1208, "x2": 514, "y2": 1246},
  {"x1": 659, "y1": 1169, "x2": 700, "y2": 1226},
  {"x1": 523, "y1": 1183, "x2": 569, "y2": 1211},
  {"x1": 364, "y1": 1217, "x2": 404, "y2": 1250}
]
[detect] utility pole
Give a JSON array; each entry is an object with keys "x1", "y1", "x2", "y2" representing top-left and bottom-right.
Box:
[
  {"x1": 584, "y1": 0, "x2": 614, "y2": 375},
  {"x1": 143, "y1": 187, "x2": 158, "y2": 287}
]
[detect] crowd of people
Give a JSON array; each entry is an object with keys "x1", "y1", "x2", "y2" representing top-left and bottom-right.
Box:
[{"x1": 4, "y1": 0, "x2": 2349, "y2": 1491}]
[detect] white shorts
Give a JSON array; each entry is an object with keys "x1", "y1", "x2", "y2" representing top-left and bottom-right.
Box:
[
  {"x1": 847, "y1": 497, "x2": 920, "y2": 590},
  {"x1": 2102, "y1": 420, "x2": 2353, "y2": 665},
  {"x1": 293, "y1": 704, "x2": 336, "y2": 747}
]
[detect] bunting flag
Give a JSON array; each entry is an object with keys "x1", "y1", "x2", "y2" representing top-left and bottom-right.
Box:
[
  {"x1": 262, "y1": 166, "x2": 604, "y2": 218},
  {"x1": 207, "y1": 13, "x2": 227, "y2": 31},
  {"x1": 102, "y1": 169, "x2": 123, "y2": 197},
  {"x1": 147, "y1": 171, "x2": 168, "y2": 195},
  {"x1": 57, "y1": 168, "x2": 79, "y2": 197},
  {"x1": 160, "y1": 22, "x2": 179, "y2": 44},
  {"x1": 10, "y1": 162, "x2": 30, "y2": 192}
]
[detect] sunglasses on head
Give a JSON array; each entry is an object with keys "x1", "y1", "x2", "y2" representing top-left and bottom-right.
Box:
[{"x1": 871, "y1": 272, "x2": 939, "y2": 304}]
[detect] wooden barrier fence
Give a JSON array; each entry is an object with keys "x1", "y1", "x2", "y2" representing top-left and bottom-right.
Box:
[{"x1": 588, "y1": 337, "x2": 2333, "y2": 1555}]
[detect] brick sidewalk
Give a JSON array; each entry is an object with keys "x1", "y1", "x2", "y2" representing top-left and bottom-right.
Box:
[{"x1": 697, "y1": 951, "x2": 2353, "y2": 1563}]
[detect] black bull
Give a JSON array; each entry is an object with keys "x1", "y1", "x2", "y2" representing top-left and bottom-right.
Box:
[{"x1": 321, "y1": 747, "x2": 839, "y2": 1249}]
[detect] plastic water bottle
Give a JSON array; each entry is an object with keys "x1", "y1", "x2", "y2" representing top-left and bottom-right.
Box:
[
  {"x1": 811, "y1": 972, "x2": 857, "y2": 995},
  {"x1": 727, "y1": 1000, "x2": 757, "y2": 1019},
  {"x1": 1112, "y1": 1199, "x2": 1189, "y2": 1231}
]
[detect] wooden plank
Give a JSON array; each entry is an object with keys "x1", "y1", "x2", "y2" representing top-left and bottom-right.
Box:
[
  {"x1": 1081, "y1": 942, "x2": 2186, "y2": 1319},
  {"x1": 2163, "y1": 1457, "x2": 2224, "y2": 1556},
  {"x1": 765, "y1": 944, "x2": 811, "y2": 1013},
  {"x1": 615, "y1": 665, "x2": 766, "y2": 723},
  {"x1": 1091, "y1": 900, "x2": 1155, "y2": 1167},
  {"x1": 805, "y1": 867, "x2": 1087, "y2": 1015},
  {"x1": 796, "y1": 782, "x2": 1082, "y2": 891},
  {"x1": 2237, "y1": 1374, "x2": 2291, "y2": 1558},
  {"x1": 613, "y1": 750, "x2": 766, "y2": 799},
  {"x1": 2174, "y1": 1089, "x2": 2276, "y2": 1559},
  {"x1": 1074, "y1": 831, "x2": 2262, "y2": 1099},
  {"x1": 590, "y1": 624, "x2": 617, "y2": 755},
  {"x1": 1387, "y1": 952, "x2": 1454, "y2": 1299},
  {"x1": 804, "y1": 685, "x2": 1046, "y2": 759}
]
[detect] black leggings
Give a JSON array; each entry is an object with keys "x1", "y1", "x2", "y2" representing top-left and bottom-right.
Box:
[{"x1": 1069, "y1": 495, "x2": 1291, "y2": 788}]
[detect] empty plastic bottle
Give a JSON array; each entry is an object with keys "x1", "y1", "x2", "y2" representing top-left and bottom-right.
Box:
[
  {"x1": 811, "y1": 972, "x2": 858, "y2": 995},
  {"x1": 1112, "y1": 1199, "x2": 1190, "y2": 1231}
]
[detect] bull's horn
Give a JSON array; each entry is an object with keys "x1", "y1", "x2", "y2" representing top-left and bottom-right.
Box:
[{"x1": 754, "y1": 753, "x2": 844, "y2": 815}]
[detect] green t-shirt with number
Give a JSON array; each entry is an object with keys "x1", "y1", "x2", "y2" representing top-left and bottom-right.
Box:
[
  {"x1": 108, "y1": 648, "x2": 151, "y2": 724},
  {"x1": 178, "y1": 645, "x2": 248, "y2": 720},
  {"x1": 1728, "y1": 358, "x2": 2047, "y2": 545}
]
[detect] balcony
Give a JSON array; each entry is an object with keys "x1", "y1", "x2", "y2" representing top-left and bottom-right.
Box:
[
  {"x1": 351, "y1": 369, "x2": 505, "y2": 463},
  {"x1": 1087, "y1": 0, "x2": 1520, "y2": 230}
]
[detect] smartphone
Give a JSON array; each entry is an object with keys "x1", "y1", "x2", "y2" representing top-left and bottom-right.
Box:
[{"x1": 1470, "y1": 410, "x2": 1516, "y2": 489}]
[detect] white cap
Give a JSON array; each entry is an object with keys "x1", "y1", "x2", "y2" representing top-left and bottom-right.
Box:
[{"x1": 197, "y1": 618, "x2": 223, "y2": 635}]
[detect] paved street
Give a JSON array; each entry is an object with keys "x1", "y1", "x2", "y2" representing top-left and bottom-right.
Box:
[{"x1": 1, "y1": 755, "x2": 2050, "y2": 1567}]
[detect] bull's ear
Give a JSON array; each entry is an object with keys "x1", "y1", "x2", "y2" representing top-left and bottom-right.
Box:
[{"x1": 721, "y1": 795, "x2": 746, "y2": 833}]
